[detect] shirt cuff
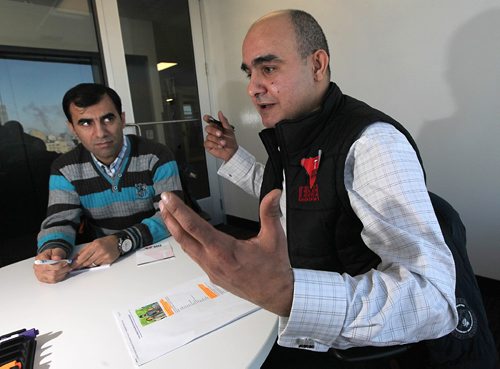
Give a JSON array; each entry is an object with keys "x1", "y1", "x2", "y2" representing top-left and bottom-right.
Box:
[
  {"x1": 217, "y1": 146, "x2": 255, "y2": 181},
  {"x1": 277, "y1": 268, "x2": 347, "y2": 352},
  {"x1": 38, "y1": 242, "x2": 72, "y2": 258}
]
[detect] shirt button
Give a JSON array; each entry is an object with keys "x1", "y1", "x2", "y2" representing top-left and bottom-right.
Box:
[
  {"x1": 113, "y1": 186, "x2": 118, "y2": 190},
  {"x1": 118, "y1": 173, "x2": 122, "y2": 177}
]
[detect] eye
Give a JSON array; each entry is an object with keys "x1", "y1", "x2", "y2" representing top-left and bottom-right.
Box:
[
  {"x1": 102, "y1": 114, "x2": 116, "y2": 124},
  {"x1": 242, "y1": 68, "x2": 251, "y2": 79},
  {"x1": 78, "y1": 120, "x2": 91, "y2": 127},
  {"x1": 263, "y1": 66, "x2": 276, "y2": 74}
]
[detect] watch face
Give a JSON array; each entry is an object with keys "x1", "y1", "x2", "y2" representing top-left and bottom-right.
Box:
[{"x1": 121, "y1": 238, "x2": 133, "y2": 253}]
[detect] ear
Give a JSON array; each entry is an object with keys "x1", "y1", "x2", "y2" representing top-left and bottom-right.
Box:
[
  {"x1": 66, "y1": 121, "x2": 76, "y2": 136},
  {"x1": 120, "y1": 112, "x2": 126, "y2": 128},
  {"x1": 311, "y1": 49, "x2": 329, "y2": 81}
]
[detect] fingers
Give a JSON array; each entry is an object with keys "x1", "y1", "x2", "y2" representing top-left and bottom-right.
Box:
[
  {"x1": 34, "y1": 260, "x2": 71, "y2": 283},
  {"x1": 204, "y1": 135, "x2": 224, "y2": 150},
  {"x1": 160, "y1": 192, "x2": 217, "y2": 243},
  {"x1": 203, "y1": 112, "x2": 234, "y2": 139},
  {"x1": 71, "y1": 238, "x2": 118, "y2": 269},
  {"x1": 160, "y1": 203, "x2": 203, "y2": 264},
  {"x1": 71, "y1": 243, "x2": 93, "y2": 267},
  {"x1": 203, "y1": 112, "x2": 238, "y2": 162},
  {"x1": 159, "y1": 191, "x2": 233, "y2": 261},
  {"x1": 204, "y1": 122, "x2": 226, "y2": 144},
  {"x1": 203, "y1": 114, "x2": 224, "y2": 136},
  {"x1": 36, "y1": 247, "x2": 67, "y2": 260},
  {"x1": 34, "y1": 268, "x2": 70, "y2": 284},
  {"x1": 33, "y1": 248, "x2": 72, "y2": 283}
]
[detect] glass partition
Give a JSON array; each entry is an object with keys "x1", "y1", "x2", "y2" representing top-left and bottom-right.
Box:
[
  {"x1": 117, "y1": 0, "x2": 210, "y2": 200},
  {"x1": 135, "y1": 120, "x2": 209, "y2": 199}
]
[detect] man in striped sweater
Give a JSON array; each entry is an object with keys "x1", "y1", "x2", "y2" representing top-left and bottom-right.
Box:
[{"x1": 34, "y1": 83, "x2": 183, "y2": 283}]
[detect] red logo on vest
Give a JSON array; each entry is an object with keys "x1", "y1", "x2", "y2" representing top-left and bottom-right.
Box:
[{"x1": 299, "y1": 150, "x2": 321, "y2": 202}]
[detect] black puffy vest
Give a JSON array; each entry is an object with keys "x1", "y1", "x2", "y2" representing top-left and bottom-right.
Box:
[{"x1": 259, "y1": 83, "x2": 410, "y2": 275}]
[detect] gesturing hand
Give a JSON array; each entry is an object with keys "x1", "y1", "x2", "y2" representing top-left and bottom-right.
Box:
[
  {"x1": 159, "y1": 189, "x2": 293, "y2": 316},
  {"x1": 203, "y1": 111, "x2": 238, "y2": 162}
]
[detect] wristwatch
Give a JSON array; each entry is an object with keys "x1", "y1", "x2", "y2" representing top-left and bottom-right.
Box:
[{"x1": 116, "y1": 233, "x2": 133, "y2": 255}]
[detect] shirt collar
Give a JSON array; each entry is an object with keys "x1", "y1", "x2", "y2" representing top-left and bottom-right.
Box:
[{"x1": 91, "y1": 135, "x2": 128, "y2": 177}]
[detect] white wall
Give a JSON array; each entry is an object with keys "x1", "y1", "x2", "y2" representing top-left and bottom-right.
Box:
[{"x1": 200, "y1": 0, "x2": 500, "y2": 280}]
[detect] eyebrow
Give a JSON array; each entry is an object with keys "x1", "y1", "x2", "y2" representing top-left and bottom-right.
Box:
[
  {"x1": 101, "y1": 112, "x2": 116, "y2": 121},
  {"x1": 76, "y1": 112, "x2": 116, "y2": 125},
  {"x1": 241, "y1": 54, "x2": 281, "y2": 72}
]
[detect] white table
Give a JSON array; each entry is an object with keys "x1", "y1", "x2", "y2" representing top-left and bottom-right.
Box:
[{"x1": 0, "y1": 238, "x2": 277, "y2": 368}]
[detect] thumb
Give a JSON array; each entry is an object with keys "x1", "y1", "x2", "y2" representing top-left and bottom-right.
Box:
[
  {"x1": 258, "y1": 189, "x2": 285, "y2": 248},
  {"x1": 51, "y1": 248, "x2": 67, "y2": 260},
  {"x1": 218, "y1": 111, "x2": 233, "y2": 130},
  {"x1": 260, "y1": 189, "x2": 282, "y2": 220}
]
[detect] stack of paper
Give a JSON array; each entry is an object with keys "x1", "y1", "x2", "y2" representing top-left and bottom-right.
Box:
[
  {"x1": 135, "y1": 241, "x2": 175, "y2": 266},
  {"x1": 114, "y1": 276, "x2": 260, "y2": 365}
]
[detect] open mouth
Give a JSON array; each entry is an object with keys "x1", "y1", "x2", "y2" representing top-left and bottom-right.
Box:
[{"x1": 258, "y1": 103, "x2": 273, "y2": 110}]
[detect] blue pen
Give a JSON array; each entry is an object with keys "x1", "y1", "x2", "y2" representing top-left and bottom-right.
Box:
[{"x1": 34, "y1": 259, "x2": 72, "y2": 265}]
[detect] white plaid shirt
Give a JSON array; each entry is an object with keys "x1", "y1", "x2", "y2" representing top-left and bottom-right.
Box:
[{"x1": 218, "y1": 122, "x2": 457, "y2": 351}]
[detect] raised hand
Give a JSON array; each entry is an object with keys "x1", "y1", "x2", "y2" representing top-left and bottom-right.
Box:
[
  {"x1": 203, "y1": 111, "x2": 238, "y2": 162},
  {"x1": 159, "y1": 189, "x2": 293, "y2": 316}
]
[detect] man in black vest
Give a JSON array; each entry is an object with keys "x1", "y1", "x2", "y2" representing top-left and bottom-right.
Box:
[{"x1": 160, "y1": 9, "x2": 496, "y2": 369}]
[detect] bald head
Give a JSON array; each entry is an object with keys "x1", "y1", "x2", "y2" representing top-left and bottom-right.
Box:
[{"x1": 250, "y1": 10, "x2": 330, "y2": 69}]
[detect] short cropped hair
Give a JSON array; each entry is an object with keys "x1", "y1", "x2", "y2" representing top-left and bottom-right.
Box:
[
  {"x1": 62, "y1": 83, "x2": 122, "y2": 123},
  {"x1": 289, "y1": 10, "x2": 330, "y2": 61}
]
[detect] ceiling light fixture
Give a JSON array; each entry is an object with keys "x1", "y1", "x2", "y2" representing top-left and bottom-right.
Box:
[{"x1": 157, "y1": 62, "x2": 178, "y2": 71}]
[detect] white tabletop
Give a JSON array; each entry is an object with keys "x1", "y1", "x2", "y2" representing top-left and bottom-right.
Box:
[{"x1": 0, "y1": 239, "x2": 277, "y2": 368}]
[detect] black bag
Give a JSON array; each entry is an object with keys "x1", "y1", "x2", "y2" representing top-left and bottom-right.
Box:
[{"x1": 423, "y1": 192, "x2": 498, "y2": 368}]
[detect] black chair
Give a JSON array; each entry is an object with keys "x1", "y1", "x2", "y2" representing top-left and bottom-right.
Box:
[{"x1": 0, "y1": 121, "x2": 59, "y2": 267}]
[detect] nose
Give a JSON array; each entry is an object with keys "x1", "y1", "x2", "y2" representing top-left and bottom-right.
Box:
[
  {"x1": 94, "y1": 121, "x2": 107, "y2": 138},
  {"x1": 247, "y1": 73, "x2": 265, "y2": 98}
]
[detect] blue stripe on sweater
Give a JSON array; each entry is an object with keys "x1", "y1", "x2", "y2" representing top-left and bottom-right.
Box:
[
  {"x1": 49, "y1": 175, "x2": 76, "y2": 191},
  {"x1": 153, "y1": 161, "x2": 179, "y2": 182},
  {"x1": 37, "y1": 232, "x2": 74, "y2": 248},
  {"x1": 80, "y1": 186, "x2": 155, "y2": 209},
  {"x1": 142, "y1": 216, "x2": 170, "y2": 242}
]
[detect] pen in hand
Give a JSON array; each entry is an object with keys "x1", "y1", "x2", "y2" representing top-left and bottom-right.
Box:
[
  {"x1": 34, "y1": 259, "x2": 72, "y2": 265},
  {"x1": 207, "y1": 116, "x2": 235, "y2": 131}
]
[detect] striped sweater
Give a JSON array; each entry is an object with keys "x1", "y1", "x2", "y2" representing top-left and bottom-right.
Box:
[{"x1": 37, "y1": 135, "x2": 183, "y2": 256}]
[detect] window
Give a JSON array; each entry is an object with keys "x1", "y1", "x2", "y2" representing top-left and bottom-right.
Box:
[
  {"x1": 117, "y1": 0, "x2": 210, "y2": 199},
  {"x1": 0, "y1": 50, "x2": 102, "y2": 152},
  {"x1": 0, "y1": 0, "x2": 104, "y2": 151}
]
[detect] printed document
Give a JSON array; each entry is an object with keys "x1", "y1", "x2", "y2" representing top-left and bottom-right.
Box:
[
  {"x1": 135, "y1": 240, "x2": 175, "y2": 266},
  {"x1": 114, "y1": 276, "x2": 259, "y2": 365}
]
